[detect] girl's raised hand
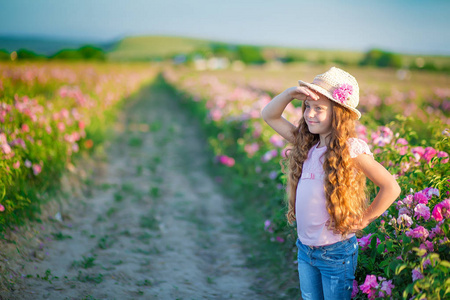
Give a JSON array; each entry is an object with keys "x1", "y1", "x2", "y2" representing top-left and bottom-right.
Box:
[
  {"x1": 261, "y1": 85, "x2": 322, "y2": 144},
  {"x1": 287, "y1": 86, "x2": 320, "y2": 102}
]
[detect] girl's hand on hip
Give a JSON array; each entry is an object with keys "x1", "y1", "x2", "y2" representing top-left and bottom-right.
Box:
[
  {"x1": 286, "y1": 86, "x2": 320, "y2": 101},
  {"x1": 348, "y1": 217, "x2": 370, "y2": 234}
]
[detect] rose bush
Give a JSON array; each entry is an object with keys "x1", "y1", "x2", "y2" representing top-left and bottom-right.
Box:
[{"x1": 0, "y1": 62, "x2": 156, "y2": 229}]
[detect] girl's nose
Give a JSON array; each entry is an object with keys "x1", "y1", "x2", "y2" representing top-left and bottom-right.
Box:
[{"x1": 307, "y1": 110, "x2": 315, "y2": 118}]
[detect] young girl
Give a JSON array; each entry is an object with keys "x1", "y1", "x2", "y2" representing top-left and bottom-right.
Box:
[{"x1": 261, "y1": 67, "x2": 401, "y2": 300}]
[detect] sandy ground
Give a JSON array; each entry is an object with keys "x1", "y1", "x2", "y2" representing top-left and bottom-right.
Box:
[{"x1": 1, "y1": 80, "x2": 263, "y2": 300}]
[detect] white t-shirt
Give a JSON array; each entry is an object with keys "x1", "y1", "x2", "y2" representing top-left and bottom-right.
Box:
[{"x1": 295, "y1": 138, "x2": 374, "y2": 246}]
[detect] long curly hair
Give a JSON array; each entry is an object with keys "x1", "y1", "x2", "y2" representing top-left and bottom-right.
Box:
[{"x1": 281, "y1": 101, "x2": 369, "y2": 236}]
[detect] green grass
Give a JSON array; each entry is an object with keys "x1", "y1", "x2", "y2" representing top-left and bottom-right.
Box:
[
  {"x1": 139, "y1": 214, "x2": 159, "y2": 230},
  {"x1": 128, "y1": 135, "x2": 143, "y2": 147},
  {"x1": 97, "y1": 235, "x2": 115, "y2": 249},
  {"x1": 149, "y1": 186, "x2": 160, "y2": 198},
  {"x1": 72, "y1": 255, "x2": 97, "y2": 269},
  {"x1": 106, "y1": 207, "x2": 118, "y2": 217},
  {"x1": 136, "y1": 279, "x2": 152, "y2": 287},
  {"x1": 76, "y1": 271, "x2": 103, "y2": 284},
  {"x1": 121, "y1": 182, "x2": 135, "y2": 193},
  {"x1": 51, "y1": 232, "x2": 73, "y2": 240},
  {"x1": 113, "y1": 191, "x2": 124, "y2": 202}
]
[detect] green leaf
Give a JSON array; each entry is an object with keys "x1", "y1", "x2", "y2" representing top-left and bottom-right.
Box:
[
  {"x1": 386, "y1": 240, "x2": 394, "y2": 251},
  {"x1": 440, "y1": 260, "x2": 450, "y2": 268},
  {"x1": 377, "y1": 243, "x2": 385, "y2": 254},
  {"x1": 412, "y1": 247, "x2": 427, "y2": 257},
  {"x1": 429, "y1": 253, "x2": 441, "y2": 265},
  {"x1": 395, "y1": 264, "x2": 408, "y2": 275},
  {"x1": 389, "y1": 259, "x2": 401, "y2": 273}
]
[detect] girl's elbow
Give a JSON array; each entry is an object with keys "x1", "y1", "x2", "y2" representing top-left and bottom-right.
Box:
[
  {"x1": 392, "y1": 181, "x2": 401, "y2": 199},
  {"x1": 381, "y1": 180, "x2": 401, "y2": 200},
  {"x1": 261, "y1": 108, "x2": 272, "y2": 123},
  {"x1": 261, "y1": 108, "x2": 267, "y2": 121}
]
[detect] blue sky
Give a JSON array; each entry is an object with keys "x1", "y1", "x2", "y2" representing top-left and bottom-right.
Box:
[{"x1": 1, "y1": 0, "x2": 449, "y2": 55}]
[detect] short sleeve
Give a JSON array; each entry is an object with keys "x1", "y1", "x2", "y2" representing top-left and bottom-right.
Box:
[{"x1": 347, "y1": 138, "x2": 374, "y2": 159}]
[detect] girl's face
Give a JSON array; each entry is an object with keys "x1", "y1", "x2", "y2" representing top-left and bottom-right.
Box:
[{"x1": 304, "y1": 94, "x2": 333, "y2": 136}]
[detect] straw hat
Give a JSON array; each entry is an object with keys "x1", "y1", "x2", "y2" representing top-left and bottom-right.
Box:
[{"x1": 298, "y1": 67, "x2": 361, "y2": 119}]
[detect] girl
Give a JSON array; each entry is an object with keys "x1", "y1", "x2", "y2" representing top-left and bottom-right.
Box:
[{"x1": 261, "y1": 67, "x2": 401, "y2": 300}]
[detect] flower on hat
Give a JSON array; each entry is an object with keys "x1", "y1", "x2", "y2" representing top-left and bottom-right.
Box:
[{"x1": 333, "y1": 83, "x2": 353, "y2": 104}]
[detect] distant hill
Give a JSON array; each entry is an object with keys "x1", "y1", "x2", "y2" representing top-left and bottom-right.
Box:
[
  {"x1": 0, "y1": 35, "x2": 448, "y2": 70},
  {"x1": 106, "y1": 35, "x2": 366, "y2": 63},
  {"x1": 0, "y1": 36, "x2": 116, "y2": 56},
  {"x1": 107, "y1": 35, "x2": 213, "y2": 61}
]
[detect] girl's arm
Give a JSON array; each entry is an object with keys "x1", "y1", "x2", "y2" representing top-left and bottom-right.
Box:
[
  {"x1": 352, "y1": 154, "x2": 402, "y2": 230},
  {"x1": 261, "y1": 86, "x2": 319, "y2": 143}
]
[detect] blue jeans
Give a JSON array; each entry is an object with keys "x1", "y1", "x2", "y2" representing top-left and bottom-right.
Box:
[{"x1": 296, "y1": 236, "x2": 358, "y2": 300}]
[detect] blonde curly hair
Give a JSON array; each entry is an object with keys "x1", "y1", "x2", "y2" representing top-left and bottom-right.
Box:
[{"x1": 281, "y1": 101, "x2": 369, "y2": 236}]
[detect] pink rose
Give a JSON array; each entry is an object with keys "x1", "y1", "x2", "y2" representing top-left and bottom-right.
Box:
[
  {"x1": 261, "y1": 149, "x2": 278, "y2": 162},
  {"x1": 1, "y1": 143, "x2": 11, "y2": 154},
  {"x1": 24, "y1": 160, "x2": 32, "y2": 168},
  {"x1": 397, "y1": 214, "x2": 413, "y2": 227},
  {"x1": 21, "y1": 124, "x2": 30, "y2": 132},
  {"x1": 352, "y1": 280, "x2": 359, "y2": 298},
  {"x1": 405, "y1": 225, "x2": 429, "y2": 240},
  {"x1": 380, "y1": 279, "x2": 394, "y2": 297},
  {"x1": 217, "y1": 155, "x2": 235, "y2": 167},
  {"x1": 403, "y1": 194, "x2": 413, "y2": 205},
  {"x1": 396, "y1": 138, "x2": 408, "y2": 145},
  {"x1": 57, "y1": 122, "x2": 65, "y2": 132},
  {"x1": 276, "y1": 236, "x2": 285, "y2": 243},
  {"x1": 419, "y1": 240, "x2": 434, "y2": 253},
  {"x1": 244, "y1": 143, "x2": 259, "y2": 157},
  {"x1": 429, "y1": 223, "x2": 444, "y2": 239},
  {"x1": 32, "y1": 164, "x2": 42, "y2": 175},
  {"x1": 437, "y1": 151, "x2": 449, "y2": 163},
  {"x1": 269, "y1": 135, "x2": 285, "y2": 148},
  {"x1": 412, "y1": 268, "x2": 424, "y2": 281},
  {"x1": 432, "y1": 199, "x2": 450, "y2": 221},
  {"x1": 332, "y1": 83, "x2": 353, "y2": 104},
  {"x1": 264, "y1": 220, "x2": 274, "y2": 233},
  {"x1": 398, "y1": 207, "x2": 410, "y2": 216},
  {"x1": 414, "y1": 192, "x2": 428, "y2": 205},
  {"x1": 414, "y1": 203, "x2": 430, "y2": 221},
  {"x1": 423, "y1": 147, "x2": 437, "y2": 163},
  {"x1": 359, "y1": 275, "x2": 378, "y2": 299},
  {"x1": 432, "y1": 205, "x2": 444, "y2": 222},
  {"x1": 422, "y1": 187, "x2": 440, "y2": 199},
  {"x1": 411, "y1": 146, "x2": 425, "y2": 160},
  {"x1": 357, "y1": 233, "x2": 374, "y2": 251}
]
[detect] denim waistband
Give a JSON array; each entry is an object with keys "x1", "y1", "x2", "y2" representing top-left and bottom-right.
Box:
[{"x1": 300, "y1": 235, "x2": 357, "y2": 251}]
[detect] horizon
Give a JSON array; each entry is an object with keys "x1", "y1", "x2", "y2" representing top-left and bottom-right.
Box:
[{"x1": 1, "y1": 33, "x2": 449, "y2": 58}]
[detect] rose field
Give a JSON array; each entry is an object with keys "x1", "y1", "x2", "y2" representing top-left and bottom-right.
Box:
[
  {"x1": 0, "y1": 61, "x2": 156, "y2": 228},
  {"x1": 1, "y1": 61, "x2": 449, "y2": 299}
]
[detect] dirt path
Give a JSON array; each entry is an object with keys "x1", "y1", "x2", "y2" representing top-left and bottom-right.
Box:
[{"x1": 4, "y1": 78, "x2": 262, "y2": 299}]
